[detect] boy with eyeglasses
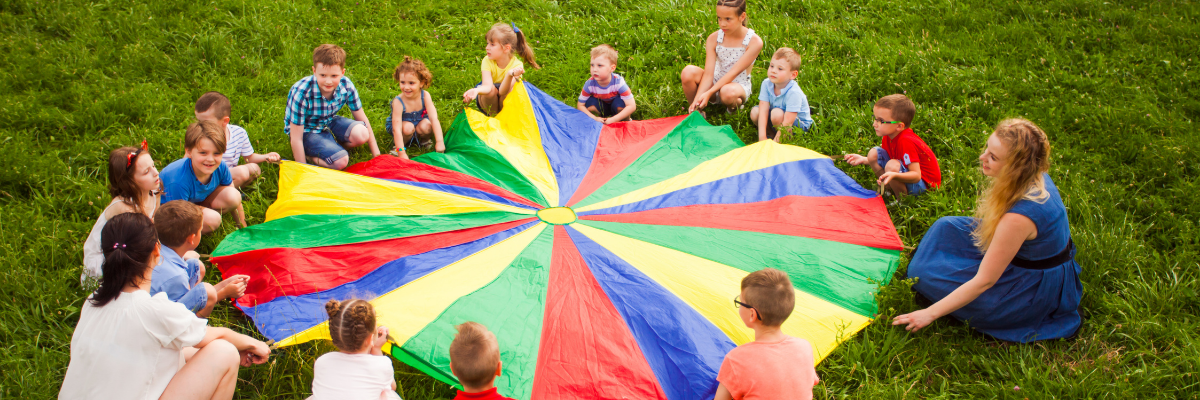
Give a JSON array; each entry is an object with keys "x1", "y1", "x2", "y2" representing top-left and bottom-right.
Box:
[
  {"x1": 843, "y1": 94, "x2": 942, "y2": 196},
  {"x1": 715, "y1": 268, "x2": 819, "y2": 400}
]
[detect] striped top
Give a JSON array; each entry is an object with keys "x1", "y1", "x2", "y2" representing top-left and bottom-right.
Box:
[
  {"x1": 222, "y1": 124, "x2": 255, "y2": 168},
  {"x1": 578, "y1": 73, "x2": 634, "y2": 104}
]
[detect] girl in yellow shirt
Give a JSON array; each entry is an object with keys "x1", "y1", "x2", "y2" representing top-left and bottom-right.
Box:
[{"x1": 461, "y1": 23, "x2": 540, "y2": 116}]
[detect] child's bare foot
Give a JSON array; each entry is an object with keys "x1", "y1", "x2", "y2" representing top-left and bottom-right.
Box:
[{"x1": 214, "y1": 274, "x2": 249, "y2": 301}]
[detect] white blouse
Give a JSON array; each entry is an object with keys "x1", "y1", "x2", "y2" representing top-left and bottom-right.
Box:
[
  {"x1": 59, "y1": 290, "x2": 207, "y2": 400},
  {"x1": 311, "y1": 352, "x2": 402, "y2": 400}
]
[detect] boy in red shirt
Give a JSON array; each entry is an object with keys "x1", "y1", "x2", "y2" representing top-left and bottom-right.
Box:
[
  {"x1": 449, "y1": 322, "x2": 517, "y2": 400},
  {"x1": 844, "y1": 94, "x2": 942, "y2": 196},
  {"x1": 715, "y1": 268, "x2": 820, "y2": 400}
]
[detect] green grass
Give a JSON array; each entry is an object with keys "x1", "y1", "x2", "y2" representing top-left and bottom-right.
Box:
[{"x1": 2, "y1": 0, "x2": 1198, "y2": 398}]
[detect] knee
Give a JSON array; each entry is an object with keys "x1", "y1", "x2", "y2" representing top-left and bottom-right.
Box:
[
  {"x1": 680, "y1": 66, "x2": 701, "y2": 83},
  {"x1": 401, "y1": 122, "x2": 415, "y2": 135},
  {"x1": 348, "y1": 125, "x2": 370, "y2": 146},
  {"x1": 719, "y1": 85, "x2": 742, "y2": 103},
  {"x1": 202, "y1": 208, "x2": 222, "y2": 232},
  {"x1": 749, "y1": 107, "x2": 760, "y2": 122},
  {"x1": 205, "y1": 339, "x2": 241, "y2": 368},
  {"x1": 246, "y1": 163, "x2": 261, "y2": 179},
  {"x1": 769, "y1": 109, "x2": 784, "y2": 124},
  {"x1": 330, "y1": 156, "x2": 350, "y2": 171},
  {"x1": 885, "y1": 159, "x2": 903, "y2": 172},
  {"x1": 867, "y1": 147, "x2": 879, "y2": 163},
  {"x1": 417, "y1": 120, "x2": 433, "y2": 133},
  {"x1": 205, "y1": 283, "x2": 217, "y2": 304}
]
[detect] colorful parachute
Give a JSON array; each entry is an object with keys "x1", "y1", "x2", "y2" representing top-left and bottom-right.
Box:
[{"x1": 213, "y1": 82, "x2": 902, "y2": 399}]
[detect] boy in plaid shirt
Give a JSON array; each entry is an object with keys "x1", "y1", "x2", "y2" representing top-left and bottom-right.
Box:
[{"x1": 284, "y1": 44, "x2": 380, "y2": 170}]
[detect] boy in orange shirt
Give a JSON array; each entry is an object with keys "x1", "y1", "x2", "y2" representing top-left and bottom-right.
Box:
[{"x1": 715, "y1": 268, "x2": 819, "y2": 400}]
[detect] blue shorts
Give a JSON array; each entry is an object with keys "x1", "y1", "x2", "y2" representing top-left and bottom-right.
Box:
[
  {"x1": 874, "y1": 146, "x2": 928, "y2": 196},
  {"x1": 303, "y1": 116, "x2": 361, "y2": 165},
  {"x1": 583, "y1": 96, "x2": 626, "y2": 118}
]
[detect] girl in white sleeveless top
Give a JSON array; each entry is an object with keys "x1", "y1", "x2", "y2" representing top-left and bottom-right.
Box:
[
  {"x1": 82, "y1": 143, "x2": 162, "y2": 288},
  {"x1": 681, "y1": 0, "x2": 764, "y2": 114}
]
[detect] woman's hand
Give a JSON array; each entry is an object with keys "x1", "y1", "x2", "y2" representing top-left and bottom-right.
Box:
[
  {"x1": 239, "y1": 340, "x2": 270, "y2": 367},
  {"x1": 892, "y1": 308, "x2": 938, "y2": 332}
]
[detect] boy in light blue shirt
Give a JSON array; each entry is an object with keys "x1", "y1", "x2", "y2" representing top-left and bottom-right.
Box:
[
  {"x1": 750, "y1": 47, "x2": 813, "y2": 142},
  {"x1": 150, "y1": 200, "x2": 247, "y2": 317}
]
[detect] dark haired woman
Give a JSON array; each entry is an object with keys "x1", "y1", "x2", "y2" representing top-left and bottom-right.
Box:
[{"x1": 60, "y1": 213, "x2": 270, "y2": 399}]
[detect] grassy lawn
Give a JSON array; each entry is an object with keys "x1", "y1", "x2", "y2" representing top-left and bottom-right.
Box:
[{"x1": 2, "y1": 0, "x2": 1198, "y2": 398}]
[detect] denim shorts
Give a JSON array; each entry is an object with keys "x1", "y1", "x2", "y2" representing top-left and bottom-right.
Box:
[
  {"x1": 874, "y1": 146, "x2": 928, "y2": 196},
  {"x1": 303, "y1": 116, "x2": 361, "y2": 165},
  {"x1": 583, "y1": 96, "x2": 626, "y2": 118}
]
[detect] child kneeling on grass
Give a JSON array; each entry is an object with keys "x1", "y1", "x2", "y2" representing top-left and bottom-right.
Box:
[
  {"x1": 160, "y1": 120, "x2": 242, "y2": 232},
  {"x1": 285, "y1": 44, "x2": 381, "y2": 170},
  {"x1": 82, "y1": 143, "x2": 161, "y2": 286},
  {"x1": 577, "y1": 44, "x2": 637, "y2": 124},
  {"x1": 150, "y1": 200, "x2": 247, "y2": 318},
  {"x1": 449, "y1": 322, "x2": 516, "y2": 400},
  {"x1": 310, "y1": 299, "x2": 401, "y2": 400},
  {"x1": 386, "y1": 56, "x2": 445, "y2": 159},
  {"x1": 715, "y1": 268, "x2": 819, "y2": 400},
  {"x1": 750, "y1": 47, "x2": 813, "y2": 142},
  {"x1": 843, "y1": 94, "x2": 942, "y2": 197},
  {"x1": 60, "y1": 213, "x2": 269, "y2": 399}
]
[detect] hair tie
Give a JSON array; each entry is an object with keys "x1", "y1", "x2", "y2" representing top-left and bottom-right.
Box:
[
  {"x1": 112, "y1": 243, "x2": 126, "y2": 249},
  {"x1": 511, "y1": 23, "x2": 521, "y2": 34}
]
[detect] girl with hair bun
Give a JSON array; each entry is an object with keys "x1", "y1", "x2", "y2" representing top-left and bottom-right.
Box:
[
  {"x1": 310, "y1": 299, "x2": 401, "y2": 400},
  {"x1": 60, "y1": 213, "x2": 270, "y2": 399},
  {"x1": 893, "y1": 119, "x2": 1083, "y2": 342},
  {"x1": 81, "y1": 142, "x2": 162, "y2": 286}
]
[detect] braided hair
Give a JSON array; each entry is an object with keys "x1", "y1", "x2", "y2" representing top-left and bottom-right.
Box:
[{"x1": 325, "y1": 299, "x2": 377, "y2": 352}]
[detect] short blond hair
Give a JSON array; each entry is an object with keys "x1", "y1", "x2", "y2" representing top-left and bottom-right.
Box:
[
  {"x1": 740, "y1": 268, "x2": 796, "y2": 327},
  {"x1": 590, "y1": 44, "x2": 618, "y2": 65},
  {"x1": 772, "y1": 47, "x2": 802, "y2": 71},
  {"x1": 449, "y1": 322, "x2": 500, "y2": 389}
]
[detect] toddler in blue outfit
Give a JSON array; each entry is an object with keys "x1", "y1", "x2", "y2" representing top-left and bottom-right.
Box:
[
  {"x1": 750, "y1": 47, "x2": 813, "y2": 142},
  {"x1": 150, "y1": 200, "x2": 247, "y2": 317}
]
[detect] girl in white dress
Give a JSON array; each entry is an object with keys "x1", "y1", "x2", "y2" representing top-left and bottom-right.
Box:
[
  {"x1": 60, "y1": 213, "x2": 270, "y2": 400},
  {"x1": 311, "y1": 299, "x2": 402, "y2": 400},
  {"x1": 81, "y1": 142, "x2": 163, "y2": 287},
  {"x1": 681, "y1": 0, "x2": 764, "y2": 114}
]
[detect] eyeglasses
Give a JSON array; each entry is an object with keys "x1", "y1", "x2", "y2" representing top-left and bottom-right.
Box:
[
  {"x1": 733, "y1": 295, "x2": 761, "y2": 320},
  {"x1": 873, "y1": 117, "x2": 901, "y2": 125},
  {"x1": 126, "y1": 139, "x2": 149, "y2": 168}
]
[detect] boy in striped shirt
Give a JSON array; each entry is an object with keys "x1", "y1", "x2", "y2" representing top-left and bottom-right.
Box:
[
  {"x1": 194, "y1": 91, "x2": 280, "y2": 226},
  {"x1": 576, "y1": 44, "x2": 637, "y2": 124}
]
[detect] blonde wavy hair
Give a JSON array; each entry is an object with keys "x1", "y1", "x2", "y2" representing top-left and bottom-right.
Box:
[{"x1": 972, "y1": 119, "x2": 1051, "y2": 251}]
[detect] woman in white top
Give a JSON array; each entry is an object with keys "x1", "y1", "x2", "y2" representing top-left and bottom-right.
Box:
[
  {"x1": 681, "y1": 0, "x2": 764, "y2": 114},
  {"x1": 81, "y1": 142, "x2": 163, "y2": 287},
  {"x1": 60, "y1": 213, "x2": 270, "y2": 400}
]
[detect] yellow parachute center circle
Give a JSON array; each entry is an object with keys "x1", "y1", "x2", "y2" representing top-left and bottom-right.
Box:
[{"x1": 536, "y1": 207, "x2": 577, "y2": 225}]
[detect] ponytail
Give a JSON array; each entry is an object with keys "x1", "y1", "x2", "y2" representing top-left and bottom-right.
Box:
[
  {"x1": 92, "y1": 213, "x2": 159, "y2": 307},
  {"x1": 513, "y1": 28, "x2": 540, "y2": 69}
]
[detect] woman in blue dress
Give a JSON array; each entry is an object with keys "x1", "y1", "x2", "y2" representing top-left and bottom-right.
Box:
[{"x1": 892, "y1": 119, "x2": 1082, "y2": 342}]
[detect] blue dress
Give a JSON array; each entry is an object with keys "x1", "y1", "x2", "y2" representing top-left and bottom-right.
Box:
[{"x1": 908, "y1": 174, "x2": 1082, "y2": 342}]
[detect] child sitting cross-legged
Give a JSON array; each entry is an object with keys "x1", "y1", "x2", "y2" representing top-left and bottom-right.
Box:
[
  {"x1": 448, "y1": 322, "x2": 516, "y2": 400},
  {"x1": 160, "y1": 120, "x2": 243, "y2": 232},
  {"x1": 150, "y1": 200, "x2": 247, "y2": 318},
  {"x1": 309, "y1": 299, "x2": 401, "y2": 400},
  {"x1": 576, "y1": 44, "x2": 637, "y2": 124},
  {"x1": 749, "y1": 47, "x2": 813, "y2": 142},
  {"x1": 715, "y1": 268, "x2": 820, "y2": 400}
]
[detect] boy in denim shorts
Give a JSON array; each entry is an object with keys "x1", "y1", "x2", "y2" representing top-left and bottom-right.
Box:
[
  {"x1": 843, "y1": 94, "x2": 942, "y2": 196},
  {"x1": 284, "y1": 44, "x2": 380, "y2": 170}
]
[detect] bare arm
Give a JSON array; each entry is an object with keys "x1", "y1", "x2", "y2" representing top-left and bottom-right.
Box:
[
  {"x1": 577, "y1": 101, "x2": 602, "y2": 121},
  {"x1": 893, "y1": 213, "x2": 1036, "y2": 331},
  {"x1": 351, "y1": 108, "x2": 380, "y2": 157},
  {"x1": 463, "y1": 68, "x2": 494, "y2": 103},
  {"x1": 713, "y1": 383, "x2": 733, "y2": 400},
  {"x1": 689, "y1": 33, "x2": 720, "y2": 112},
  {"x1": 756, "y1": 100, "x2": 770, "y2": 141},
  {"x1": 196, "y1": 326, "x2": 270, "y2": 365},
  {"x1": 878, "y1": 162, "x2": 923, "y2": 187},
  {"x1": 288, "y1": 123, "x2": 307, "y2": 164},
  {"x1": 425, "y1": 91, "x2": 446, "y2": 153},
  {"x1": 390, "y1": 98, "x2": 405, "y2": 149}
]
